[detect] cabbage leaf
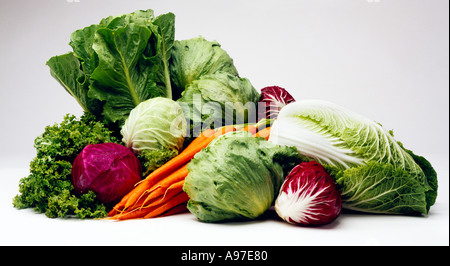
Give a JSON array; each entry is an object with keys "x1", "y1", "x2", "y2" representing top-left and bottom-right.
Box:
[
  {"x1": 334, "y1": 162, "x2": 428, "y2": 214},
  {"x1": 121, "y1": 97, "x2": 186, "y2": 153}
]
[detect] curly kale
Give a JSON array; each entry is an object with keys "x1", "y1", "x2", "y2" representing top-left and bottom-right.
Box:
[
  {"x1": 137, "y1": 148, "x2": 179, "y2": 177},
  {"x1": 12, "y1": 112, "x2": 120, "y2": 219}
]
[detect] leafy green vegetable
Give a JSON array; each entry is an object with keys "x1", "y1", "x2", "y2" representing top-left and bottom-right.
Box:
[
  {"x1": 151, "y1": 13, "x2": 176, "y2": 98},
  {"x1": 136, "y1": 148, "x2": 179, "y2": 176},
  {"x1": 183, "y1": 132, "x2": 300, "y2": 222},
  {"x1": 170, "y1": 37, "x2": 258, "y2": 136},
  {"x1": 88, "y1": 23, "x2": 156, "y2": 123},
  {"x1": 177, "y1": 72, "x2": 260, "y2": 135},
  {"x1": 269, "y1": 99, "x2": 438, "y2": 215},
  {"x1": 121, "y1": 97, "x2": 186, "y2": 175},
  {"x1": 402, "y1": 144, "x2": 438, "y2": 210},
  {"x1": 334, "y1": 162, "x2": 428, "y2": 214},
  {"x1": 12, "y1": 113, "x2": 120, "y2": 218},
  {"x1": 46, "y1": 52, "x2": 102, "y2": 115},
  {"x1": 69, "y1": 24, "x2": 100, "y2": 76},
  {"x1": 47, "y1": 9, "x2": 175, "y2": 124},
  {"x1": 170, "y1": 36, "x2": 239, "y2": 98}
]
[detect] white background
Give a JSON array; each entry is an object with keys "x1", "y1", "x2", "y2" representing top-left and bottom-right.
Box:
[{"x1": 0, "y1": 0, "x2": 448, "y2": 246}]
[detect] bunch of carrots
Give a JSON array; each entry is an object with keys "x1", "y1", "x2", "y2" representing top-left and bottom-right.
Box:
[{"x1": 107, "y1": 124, "x2": 271, "y2": 221}]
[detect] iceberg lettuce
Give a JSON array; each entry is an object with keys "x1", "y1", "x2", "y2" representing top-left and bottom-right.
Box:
[{"x1": 183, "y1": 132, "x2": 300, "y2": 222}]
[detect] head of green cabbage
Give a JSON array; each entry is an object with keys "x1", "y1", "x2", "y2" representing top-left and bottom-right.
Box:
[
  {"x1": 121, "y1": 97, "x2": 187, "y2": 174},
  {"x1": 183, "y1": 131, "x2": 300, "y2": 222}
]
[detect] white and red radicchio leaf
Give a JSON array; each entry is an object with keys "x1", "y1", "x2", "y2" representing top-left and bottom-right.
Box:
[{"x1": 259, "y1": 86, "x2": 295, "y2": 120}]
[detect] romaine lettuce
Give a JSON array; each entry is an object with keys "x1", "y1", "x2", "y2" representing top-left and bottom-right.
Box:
[{"x1": 47, "y1": 9, "x2": 175, "y2": 124}]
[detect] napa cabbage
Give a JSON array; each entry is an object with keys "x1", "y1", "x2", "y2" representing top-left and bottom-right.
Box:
[{"x1": 269, "y1": 100, "x2": 438, "y2": 215}]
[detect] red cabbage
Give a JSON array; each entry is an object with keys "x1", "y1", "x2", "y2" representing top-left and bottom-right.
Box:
[
  {"x1": 72, "y1": 143, "x2": 142, "y2": 204},
  {"x1": 259, "y1": 86, "x2": 296, "y2": 120},
  {"x1": 275, "y1": 161, "x2": 342, "y2": 226}
]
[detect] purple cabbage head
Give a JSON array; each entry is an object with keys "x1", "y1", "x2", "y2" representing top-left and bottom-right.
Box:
[
  {"x1": 72, "y1": 143, "x2": 142, "y2": 204},
  {"x1": 259, "y1": 86, "x2": 296, "y2": 120}
]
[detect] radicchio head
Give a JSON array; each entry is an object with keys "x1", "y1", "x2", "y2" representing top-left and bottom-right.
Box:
[{"x1": 275, "y1": 161, "x2": 342, "y2": 226}]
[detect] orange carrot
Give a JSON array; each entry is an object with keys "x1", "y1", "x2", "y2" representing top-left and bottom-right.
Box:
[
  {"x1": 111, "y1": 180, "x2": 187, "y2": 220},
  {"x1": 158, "y1": 203, "x2": 188, "y2": 217},
  {"x1": 152, "y1": 165, "x2": 188, "y2": 191},
  {"x1": 111, "y1": 207, "x2": 153, "y2": 221},
  {"x1": 108, "y1": 207, "x2": 118, "y2": 217},
  {"x1": 242, "y1": 124, "x2": 257, "y2": 135},
  {"x1": 110, "y1": 190, "x2": 150, "y2": 214},
  {"x1": 188, "y1": 128, "x2": 215, "y2": 147},
  {"x1": 138, "y1": 165, "x2": 188, "y2": 207},
  {"x1": 143, "y1": 192, "x2": 189, "y2": 219},
  {"x1": 142, "y1": 178, "x2": 186, "y2": 207},
  {"x1": 253, "y1": 127, "x2": 271, "y2": 140},
  {"x1": 143, "y1": 184, "x2": 184, "y2": 209},
  {"x1": 213, "y1": 125, "x2": 236, "y2": 137},
  {"x1": 157, "y1": 180, "x2": 185, "y2": 202}
]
